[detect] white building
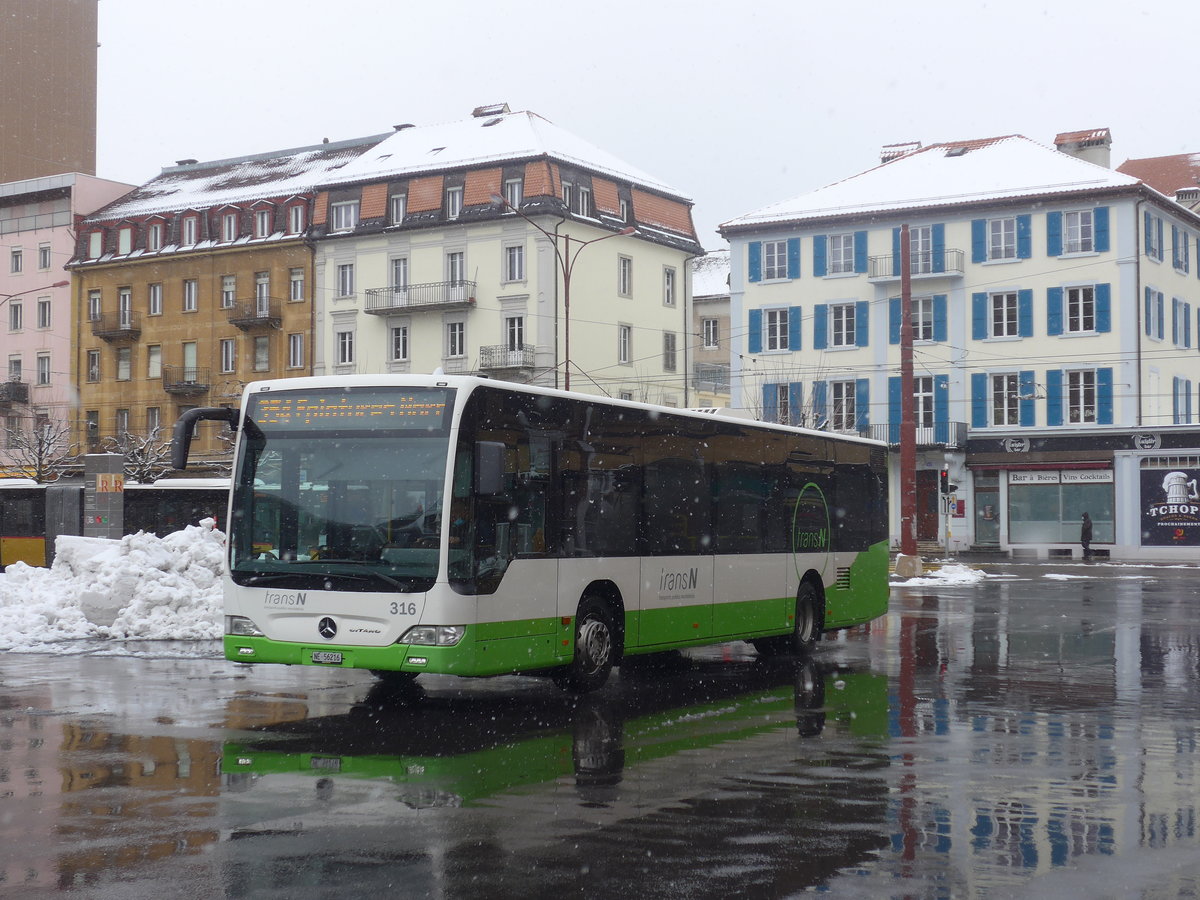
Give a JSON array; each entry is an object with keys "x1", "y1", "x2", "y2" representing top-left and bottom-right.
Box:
[
  {"x1": 691, "y1": 248, "x2": 731, "y2": 407},
  {"x1": 721, "y1": 130, "x2": 1200, "y2": 560},
  {"x1": 308, "y1": 105, "x2": 704, "y2": 406}
]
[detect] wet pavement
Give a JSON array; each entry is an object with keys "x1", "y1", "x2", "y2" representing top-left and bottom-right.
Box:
[{"x1": 2, "y1": 559, "x2": 1200, "y2": 898}]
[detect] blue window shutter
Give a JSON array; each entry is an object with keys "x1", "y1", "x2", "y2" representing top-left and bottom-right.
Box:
[
  {"x1": 888, "y1": 376, "x2": 901, "y2": 444},
  {"x1": 1144, "y1": 211, "x2": 1152, "y2": 255},
  {"x1": 1173, "y1": 226, "x2": 1181, "y2": 268},
  {"x1": 748, "y1": 242, "x2": 762, "y2": 283},
  {"x1": 854, "y1": 231, "x2": 868, "y2": 274},
  {"x1": 813, "y1": 303, "x2": 828, "y2": 349},
  {"x1": 762, "y1": 383, "x2": 778, "y2": 423},
  {"x1": 971, "y1": 219, "x2": 986, "y2": 263},
  {"x1": 1173, "y1": 298, "x2": 1180, "y2": 344},
  {"x1": 1046, "y1": 369, "x2": 1064, "y2": 426},
  {"x1": 971, "y1": 373, "x2": 988, "y2": 427},
  {"x1": 813, "y1": 381, "x2": 827, "y2": 421},
  {"x1": 934, "y1": 374, "x2": 949, "y2": 443},
  {"x1": 748, "y1": 308, "x2": 762, "y2": 354},
  {"x1": 933, "y1": 294, "x2": 948, "y2": 342},
  {"x1": 1157, "y1": 219, "x2": 1164, "y2": 260},
  {"x1": 1145, "y1": 286, "x2": 1152, "y2": 336},
  {"x1": 1186, "y1": 303, "x2": 1193, "y2": 348},
  {"x1": 1097, "y1": 367, "x2": 1113, "y2": 424},
  {"x1": 855, "y1": 299, "x2": 869, "y2": 347},
  {"x1": 788, "y1": 306, "x2": 802, "y2": 350},
  {"x1": 813, "y1": 235, "x2": 827, "y2": 277},
  {"x1": 972, "y1": 292, "x2": 988, "y2": 340},
  {"x1": 1019, "y1": 370, "x2": 1035, "y2": 427},
  {"x1": 855, "y1": 378, "x2": 870, "y2": 431},
  {"x1": 786, "y1": 238, "x2": 801, "y2": 279},
  {"x1": 932, "y1": 224, "x2": 946, "y2": 272},
  {"x1": 1017, "y1": 215, "x2": 1032, "y2": 259},
  {"x1": 1047, "y1": 287, "x2": 1063, "y2": 336},
  {"x1": 889, "y1": 297, "x2": 901, "y2": 345},
  {"x1": 1094, "y1": 207, "x2": 1110, "y2": 252},
  {"x1": 1157, "y1": 292, "x2": 1165, "y2": 340},
  {"x1": 892, "y1": 228, "x2": 901, "y2": 276},
  {"x1": 788, "y1": 382, "x2": 804, "y2": 426},
  {"x1": 1095, "y1": 283, "x2": 1111, "y2": 333},
  {"x1": 1173, "y1": 377, "x2": 1181, "y2": 423},
  {"x1": 1018, "y1": 289, "x2": 1033, "y2": 337},
  {"x1": 1047, "y1": 211, "x2": 1063, "y2": 257}
]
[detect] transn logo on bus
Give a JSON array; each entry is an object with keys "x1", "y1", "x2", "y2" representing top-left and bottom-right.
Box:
[
  {"x1": 264, "y1": 592, "x2": 307, "y2": 607},
  {"x1": 659, "y1": 567, "x2": 699, "y2": 598}
]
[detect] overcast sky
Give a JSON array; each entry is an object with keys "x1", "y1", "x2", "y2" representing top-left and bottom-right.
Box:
[{"x1": 96, "y1": 0, "x2": 1200, "y2": 251}]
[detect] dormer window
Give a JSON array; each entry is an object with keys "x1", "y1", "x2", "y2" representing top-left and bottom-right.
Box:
[
  {"x1": 445, "y1": 186, "x2": 463, "y2": 220},
  {"x1": 578, "y1": 186, "x2": 592, "y2": 217},
  {"x1": 330, "y1": 200, "x2": 359, "y2": 232},
  {"x1": 390, "y1": 193, "x2": 407, "y2": 225},
  {"x1": 182, "y1": 215, "x2": 198, "y2": 245},
  {"x1": 222, "y1": 212, "x2": 239, "y2": 242},
  {"x1": 255, "y1": 208, "x2": 273, "y2": 238},
  {"x1": 88, "y1": 231, "x2": 103, "y2": 258},
  {"x1": 147, "y1": 222, "x2": 163, "y2": 251},
  {"x1": 503, "y1": 178, "x2": 522, "y2": 210},
  {"x1": 288, "y1": 204, "x2": 306, "y2": 234},
  {"x1": 118, "y1": 227, "x2": 132, "y2": 255}
]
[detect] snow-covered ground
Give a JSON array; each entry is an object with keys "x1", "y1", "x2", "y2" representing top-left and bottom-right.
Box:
[{"x1": 0, "y1": 519, "x2": 224, "y2": 652}]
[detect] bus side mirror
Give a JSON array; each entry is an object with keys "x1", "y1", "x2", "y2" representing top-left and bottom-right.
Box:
[
  {"x1": 475, "y1": 441, "x2": 506, "y2": 495},
  {"x1": 172, "y1": 406, "x2": 239, "y2": 469}
]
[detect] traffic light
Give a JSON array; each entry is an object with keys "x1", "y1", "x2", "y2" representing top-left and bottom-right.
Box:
[{"x1": 939, "y1": 469, "x2": 958, "y2": 494}]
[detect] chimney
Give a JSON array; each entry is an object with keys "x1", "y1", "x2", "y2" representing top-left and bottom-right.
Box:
[
  {"x1": 472, "y1": 102, "x2": 510, "y2": 118},
  {"x1": 174, "y1": 158, "x2": 198, "y2": 166},
  {"x1": 1054, "y1": 128, "x2": 1112, "y2": 168},
  {"x1": 881, "y1": 141, "x2": 921, "y2": 164}
]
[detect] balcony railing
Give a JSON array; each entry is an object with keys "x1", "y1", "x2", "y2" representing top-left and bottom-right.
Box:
[
  {"x1": 693, "y1": 363, "x2": 731, "y2": 393},
  {"x1": 228, "y1": 297, "x2": 282, "y2": 330},
  {"x1": 162, "y1": 365, "x2": 211, "y2": 395},
  {"x1": 90, "y1": 311, "x2": 141, "y2": 342},
  {"x1": 0, "y1": 380, "x2": 29, "y2": 406},
  {"x1": 479, "y1": 344, "x2": 535, "y2": 371},
  {"x1": 863, "y1": 421, "x2": 968, "y2": 449},
  {"x1": 867, "y1": 249, "x2": 965, "y2": 281},
  {"x1": 363, "y1": 280, "x2": 476, "y2": 314}
]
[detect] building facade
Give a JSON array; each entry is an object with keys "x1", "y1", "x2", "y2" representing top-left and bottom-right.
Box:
[
  {"x1": 690, "y1": 249, "x2": 731, "y2": 407},
  {"x1": 306, "y1": 106, "x2": 703, "y2": 406},
  {"x1": 722, "y1": 131, "x2": 1200, "y2": 560},
  {"x1": 2, "y1": 173, "x2": 133, "y2": 471}
]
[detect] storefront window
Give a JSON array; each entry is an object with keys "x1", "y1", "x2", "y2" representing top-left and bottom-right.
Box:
[{"x1": 1008, "y1": 473, "x2": 1114, "y2": 544}]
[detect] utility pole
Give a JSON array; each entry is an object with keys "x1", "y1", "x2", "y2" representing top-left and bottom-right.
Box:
[{"x1": 895, "y1": 224, "x2": 922, "y2": 576}]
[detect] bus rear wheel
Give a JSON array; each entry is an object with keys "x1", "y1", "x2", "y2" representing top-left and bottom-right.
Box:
[
  {"x1": 753, "y1": 581, "x2": 822, "y2": 657},
  {"x1": 554, "y1": 597, "x2": 618, "y2": 693}
]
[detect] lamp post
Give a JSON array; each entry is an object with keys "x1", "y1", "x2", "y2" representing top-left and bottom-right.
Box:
[
  {"x1": 491, "y1": 194, "x2": 635, "y2": 391},
  {"x1": 0, "y1": 279, "x2": 69, "y2": 314}
]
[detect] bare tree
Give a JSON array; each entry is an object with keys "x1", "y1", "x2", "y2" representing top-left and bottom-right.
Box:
[
  {"x1": 103, "y1": 428, "x2": 174, "y2": 484},
  {"x1": 2, "y1": 417, "x2": 80, "y2": 483}
]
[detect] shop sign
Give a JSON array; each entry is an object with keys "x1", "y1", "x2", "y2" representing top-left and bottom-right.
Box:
[
  {"x1": 1141, "y1": 468, "x2": 1200, "y2": 547},
  {"x1": 1061, "y1": 470, "x2": 1113, "y2": 484},
  {"x1": 1008, "y1": 470, "x2": 1061, "y2": 484}
]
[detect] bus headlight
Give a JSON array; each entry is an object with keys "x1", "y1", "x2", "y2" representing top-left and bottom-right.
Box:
[
  {"x1": 226, "y1": 616, "x2": 265, "y2": 637},
  {"x1": 400, "y1": 625, "x2": 466, "y2": 646}
]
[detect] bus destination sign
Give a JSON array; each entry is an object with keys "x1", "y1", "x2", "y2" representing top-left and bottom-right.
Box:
[{"x1": 251, "y1": 389, "x2": 451, "y2": 430}]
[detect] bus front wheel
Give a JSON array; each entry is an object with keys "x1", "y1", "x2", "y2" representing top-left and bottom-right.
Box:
[
  {"x1": 555, "y1": 597, "x2": 618, "y2": 693},
  {"x1": 754, "y1": 581, "x2": 822, "y2": 657}
]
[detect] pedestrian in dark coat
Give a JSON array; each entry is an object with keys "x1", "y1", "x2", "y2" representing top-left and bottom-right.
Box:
[{"x1": 1080, "y1": 512, "x2": 1093, "y2": 558}]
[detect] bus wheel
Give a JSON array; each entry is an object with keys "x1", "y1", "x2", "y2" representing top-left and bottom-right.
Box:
[
  {"x1": 753, "y1": 581, "x2": 822, "y2": 658},
  {"x1": 555, "y1": 597, "x2": 618, "y2": 693}
]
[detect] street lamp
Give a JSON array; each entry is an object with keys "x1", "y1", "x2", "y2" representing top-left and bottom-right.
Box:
[
  {"x1": 0, "y1": 280, "x2": 69, "y2": 333},
  {"x1": 490, "y1": 194, "x2": 635, "y2": 391}
]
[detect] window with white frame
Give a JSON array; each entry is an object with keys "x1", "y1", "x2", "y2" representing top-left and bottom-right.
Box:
[
  {"x1": 390, "y1": 326, "x2": 409, "y2": 361},
  {"x1": 146, "y1": 407, "x2": 160, "y2": 437},
  {"x1": 86, "y1": 349, "x2": 100, "y2": 382},
  {"x1": 988, "y1": 217, "x2": 1017, "y2": 260},
  {"x1": 389, "y1": 193, "x2": 406, "y2": 225},
  {"x1": 915, "y1": 375, "x2": 935, "y2": 428},
  {"x1": 255, "y1": 272, "x2": 270, "y2": 314},
  {"x1": 148, "y1": 283, "x2": 162, "y2": 316},
  {"x1": 619, "y1": 390, "x2": 633, "y2": 401},
  {"x1": 762, "y1": 240, "x2": 787, "y2": 280},
  {"x1": 183, "y1": 279, "x2": 198, "y2": 311},
  {"x1": 618, "y1": 256, "x2": 632, "y2": 297},
  {"x1": 221, "y1": 275, "x2": 236, "y2": 309},
  {"x1": 702, "y1": 317, "x2": 719, "y2": 349},
  {"x1": 8, "y1": 301, "x2": 21, "y2": 331},
  {"x1": 118, "y1": 228, "x2": 132, "y2": 254},
  {"x1": 288, "y1": 333, "x2": 305, "y2": 368},
  {"x1": 619, "y1": 198, "x2": 630, "y2": 222},
  {"x1": 1067, "y1": 369, "x2": 1097, "y2": 424},
  {"x1": 991, "y1": 373, "x2": 1019, "y2": 426},
  {"x1": 255, "y1": 208, "x2": 272, "y2": 238},
  {"x1": 445, "y1": 186, "x2": 463, "y2": 220},
  {"x1": 147, "y1": 345, "x2": 161, "y2": 379},
  {"x1": 446, "y1": 251, "x2": 465, "y2": 284},
  {"x1": 775, "y1": 384, "x2": 791, "y2": 425},
  {"x1": 618, "y1": 324, "x2": 632, "y2": 364},
  {"x1": 116, "y1": 347, "x2": 131, "y2": 381},
  {"x1": 220, "y1": 338, "x2": 236, "y2": 373},
  {"x1": 222, "y1": 212, "x2": 239, "y2": 242},
  {"x1": 182, "y1": 216, "x2": 198, "y2": 245},
  {"x1": 577, "y1": 186, "x2": 592, "y2": 217},
  {"x1": 830, "y1": 302, "x2": 856, "y2": 347},
  {"x1": 36, "y1": 354, "x2": 50, "y2": 386},
  {"x1": 505, "y1": 316, "x2": 524, "y2": 351},
  {"x1": 830, "y1": 380, "x2": 857, "y2": 431},
  {"x1": 7, "y1": 357, "x2": 20, "y2": 381},
  {"x1": 289, "y1": 268, "x2": 305, "y2": 301},
  {"x1": 88, "y1": 231, "x2": 102, "y2": 258},
  {"x1": 446, "y1": 321, "x2": 465, "y2": 358},
  {"x1": 336, "y1": 263, "x2": 355, "y2": 297},
  {"x1": 115, "y1": 408, "x2": 129, "y2": 437},
  {"x1": 912, "y1": 296, "x2": 934, "y2": 340},
  {"x1": 391, "y1": 257, "x2": 408, "y2": 292},
  {"x1": 662, "y1": 332, "x2": 677, "y2": 371},
  {"x1": 118, "y1": 288, "x2": 132, "y2": 327},
  {"x1": 562, "y1": 182, "x2": 573, "y2": 208},
  {"x1": 663, "y1": 267, "x2": 676, "y2": 306},
  {"x1": 503, "y1": 178, "x2": 522, "y2": 209},
  {"x1": 10, "y1": 247, "x2": 22, "y2": 273},
  {"x1": 765, "y1": 308, "x2": 789, "y2": 351},
  {"x1": 828, "y1": 233, "x2": 855, "y2": 274},
  {"x1": 254, "y1": 336, "x2": 269, "y2": 371},
  {"x1": 330, "y1": 201, "x2": 359, "y2": 232},
  {"x1": 88, "y1": 290, "x2": 101, "y2": 321},
  {"x1": 1066, "y1": 286, "x2": 1096, "y2": 333},
  {"x1": 288, "y1": 204, "x2": 306, "y2": 234},
  {"x1": 147, "y1": 223, "x2": 162, "y2": 251},
  {"x1": 336, "y1": 330, "x2": 355, "y2": 365},
  {"x1": 504, "y1": 244, "x2": 525, "y2": 282},
  {"x1": 36, "y1": 298, "x2": 51, "y2": 329},
  {"x1": 38, "y1": 243, "x2": 51, "y2": 269},
  {"x1": 1064, "y1": 210, "x2": 1094, "y2": 254},
  {"x1": 990, "y1": 292, "x2": 1018, "y2": 337},
  {"x1": 910, "y1": 225, "x2": 933, "y2": 274}
]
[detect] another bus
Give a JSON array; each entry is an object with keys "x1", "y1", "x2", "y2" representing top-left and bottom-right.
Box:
[{"x1": 174, "y1": 375, "x2": 889, "y2": 692}]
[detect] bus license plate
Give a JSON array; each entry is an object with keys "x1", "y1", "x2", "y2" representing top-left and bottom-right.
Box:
[{"x1": 312, "y1": 651, "x2": 343, "y2": 665}]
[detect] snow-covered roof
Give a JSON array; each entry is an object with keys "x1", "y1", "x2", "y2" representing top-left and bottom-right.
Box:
[
  {"x1": 690, "y1": 249, "x2": 730, "y2": 299},
  {"x1": 88, "y1": 134, "x2": 391, "y2": 221},
  {"x1": 721, "y1": 135, "x2": 1142, "y2": 232},
  {"x1": 320, "y1": 109, "x2": 687, "y2": 199}
]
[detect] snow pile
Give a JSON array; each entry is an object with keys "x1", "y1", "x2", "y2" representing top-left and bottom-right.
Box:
[
  {"x1": 892, "y1": 563, "x2": 989, "y2": 586},
  {"x1": 0, "y1": 519, "x2": 225, "y2": 651}
]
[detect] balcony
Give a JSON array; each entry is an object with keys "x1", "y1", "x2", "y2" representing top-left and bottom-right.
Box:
[
  {"x1": 693, "y1": 363, "x2": 731, "y2": 394},
  {"x1": 479, "y1": 344, "x2": 536, "y2": 373},
  {"x1": 863, "y1": 421, "x2": 968, "y2": 449},
  {"x1": 0, "y1": 380, "x2": 29, "y2": 407},
  {"x1": 91, "y1": 312, "x2": 141, "y2": 342},
  {"x1": 363, "y1": 280, "x2": 476, "y2": 314},
  {"x1": 867, "y1": 249, "x2": 965, "y2": 282},
  {"x1": 228, "y1": 297, "x2": 282, "y2": 331},
  {"x1": 162, "y1": 365, "x2": 211, "y2": 396}
]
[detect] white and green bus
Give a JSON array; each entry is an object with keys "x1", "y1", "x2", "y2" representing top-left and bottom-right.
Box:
[{"x1": 174, "y1": 375, "x2": 889, "y2": 692}]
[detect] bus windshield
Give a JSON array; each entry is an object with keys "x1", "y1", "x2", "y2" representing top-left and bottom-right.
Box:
[{"x1": 229, "y1": 387, "x2": 454, "y2": 593}]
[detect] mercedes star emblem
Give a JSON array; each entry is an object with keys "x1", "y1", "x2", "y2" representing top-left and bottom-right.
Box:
[{"x1": 318, "y1": 617, "x2": 337, "y2": 640}]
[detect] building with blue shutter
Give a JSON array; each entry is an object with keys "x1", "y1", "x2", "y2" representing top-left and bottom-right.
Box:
[{"x1": 720, "y1": 129, "x2": 1200, "y2": 561}]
